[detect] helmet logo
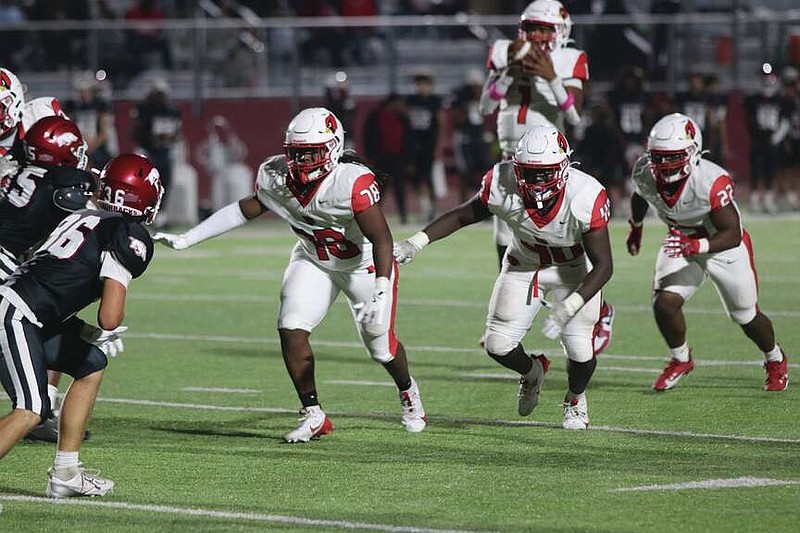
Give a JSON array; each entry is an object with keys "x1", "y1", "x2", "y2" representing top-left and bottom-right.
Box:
[
  {"x1": 684, "y1": 120, "x2": 696, "y2": 140},
  {"x1": 0, "y1": 71, "x2": 11, "y2": 91},
  {"x1": 144, "y1": 167, "x2": 161, "y2": 188},
  {"x1": 559, "y1": 6, "x2": 568, "y2": 20},
  {"x1": 54, "y1": 132, "x2": 79, "y2": 147},
  {"x1": 324, "y1": 114, "x2": 337, "y2": 134},
  {"x1": 556, "y1": 132, "x2": 568, "y2": 153}
]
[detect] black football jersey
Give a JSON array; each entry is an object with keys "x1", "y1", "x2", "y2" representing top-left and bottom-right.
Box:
[
  {"x1": 4, "y1": 210, "x2": 153, "y2": 329},
  {"x1": 0, "y1": 166, "x2": 95, "y2": 258},
  {"x1": 405, "y1": 94, "x2": 441, "y2": 147}
]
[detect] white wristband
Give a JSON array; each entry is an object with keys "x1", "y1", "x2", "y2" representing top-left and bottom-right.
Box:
[
  {"x1": 407, "y1": 231, "x2": 430, "y2": 251},
  {"x1": 183, "y1": 201, "x2": 248, "y2": 247},
  {"x1": 698, "y1": 238, "x2": 710, "y2": 254},
  {"x1": 374, "y1": 276, "x2": 390, "y2": 294},
  {"x1": 562, "y1": 292, "x2": 585, "y2": 316}
]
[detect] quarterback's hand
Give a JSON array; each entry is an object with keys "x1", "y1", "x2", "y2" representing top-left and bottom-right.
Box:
[
  {"x1": 354, "y1": 277, "x2": 390, "y2": 336},
  {"x1": 663, "y1": 228, "x2": 707, "y2": 258},
  {"x1": 81, "y1": 325, "x2": 128, "y2": 358},
  {"x1": 626, "y1": 220, "x2": 643, "y2": 256},
  {"x1": 541, "y1": 293, "x2": 584, "y2": 340},
  {"x1": 393, "y1": 231, "x2": 430, "y2": 266},
  {"x1": 153, "y1": 232, "x2": 190, "y2": 250}
]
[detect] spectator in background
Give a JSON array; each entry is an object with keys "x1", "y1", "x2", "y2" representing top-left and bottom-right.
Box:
[
  {"x1": 294, "y1": 0, "x2": 345, "y2": 67},
  {"x1": 324, "y1": 71, "x2": 356, "y2": 145},
  {"x1": 745, "y1": 65, "x2": 786, "y2": 214},
  {"x1": 450, "y1": 69, "x2": 492, "y2": 202},
  {"x1": 777, "y1": 67, "x2": 800, "y2": 211},
  {"x1": 675, "y1": 72, "x2": 709, "y2": 132},
  {"x1": 703, "y1": 73, "x2": 729, "y2": 165},
  {"x1": 131, "y1": 77, "x2": 181, "y2": 227},
  {"x1": 28, "y1": 0, "x2": 90, "y2": 71},
  {"x1": 0, "y1": 0, "x2": 26, "y2": 71},
  {"x1": 608, "y1": 66, "x2": 653, "y2": 175},
  {"x1": 124, "y1": 0, "x2": 173, "y2": 76},
  {"x1": 364, "y1": 93, "x2": 413, "y2": 224},
  {"x1": 63, "y1": 71, "x2": 118, "y2": 170},
  {"x1": 405, "y1": 71, "x2": 444, "y2": 222},
  {"x1": 340, "y1": 0, "x2": 378, "y2": 64},
  {"x1": 578, "y1": 103, "x2": 628, "y2": 218}
]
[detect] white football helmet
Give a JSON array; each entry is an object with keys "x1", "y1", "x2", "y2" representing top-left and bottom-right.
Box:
[
  {"x1": 513, "y1": 125, "x2": 572, "y2": 208},
  {"x1": 284, "y1": 107, "x2": 344, "y2": 185},
  {"x1": 519, "y1": 0, "x2": 572, "y2": 51},
  {"x1": 0, "y1": 68, "x2": 25, "y2": 138},
  {"x1": 647, "y1": 113, "x2": 703, "y2": 185}
]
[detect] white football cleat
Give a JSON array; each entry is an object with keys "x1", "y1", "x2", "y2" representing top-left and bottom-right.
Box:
[
  {"x1": 517, "y1": 354, "x2": 550, "y2": 416},
  {"x1": 562, "y1": 395, "x2": 589, "y2": 430},
  {"x1": 46, "y1": 465, "x2": 114, "y2": 498},
  {"x1": 399, "y1": 378, "x2": 427, "y2": 433},
  {"x1": 284, "y1": 406, "x2": 333, "y2": 443}
]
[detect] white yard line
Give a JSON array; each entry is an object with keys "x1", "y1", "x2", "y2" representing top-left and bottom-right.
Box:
[
  {"x1": 90, "y1": 396, "x2": 800, "y2": 445},
  {"x1": 609, "y1": 477, "x2": 800, "y2": 493},
  {"x1": 181, "y1": 387, "x2": 261, "y2": 394},
  {"x1": 327, "y1": 380, "x2": 397, "y2": 387},
  {"x1": 0, "y1": 495, "x2": 480, "y2": 533}
]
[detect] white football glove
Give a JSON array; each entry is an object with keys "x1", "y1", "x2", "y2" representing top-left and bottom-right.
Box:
[
  {"x1": 354, "y1": 277, "x2": 390, "y2": 336},
  {"x1": 393, "y1": 231, "x2": 430, "y2": 266},
  {"x1": 541, "y1": 293, "x2": 585, "y2": 340},
  {"x1": 0, "y1": 154, "x2": 19, "y2": 180},
  {"x1": 81, "y1": 325, "x2": 128, "y2": 358},
  {"x1": 153, "y1": 232, "x2": 190, "y2": 250}
]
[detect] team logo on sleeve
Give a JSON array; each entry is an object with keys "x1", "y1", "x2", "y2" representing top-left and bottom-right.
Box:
[
  {"x1": 128, "y1": 236, "x2": 148, "y2": 261},
  {"x1": 324, "y1": 114, "x2": 337, "y2": 134}
]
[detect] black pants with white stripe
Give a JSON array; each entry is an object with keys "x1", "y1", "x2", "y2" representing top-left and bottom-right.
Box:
[
  {"x1": 0, "y1": 245, "x2": 19, "y2": 281},
  {"x1": 0, "y1": 300, "x2": 108, "y2": 417}
]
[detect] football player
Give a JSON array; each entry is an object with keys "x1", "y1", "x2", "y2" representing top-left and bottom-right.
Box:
[
  {"x1": 627, "y1": 113, "x2": 789, "y2": 392},
  {"x1": 0, "y1": 153, "x2": 162, "y2": 498},
  {"x1": 395, "y1": 125, "x2": 613, "y2": 429},
  {"x1": 478, "y1": 1, "x2": 613, "y2": 355},
  {"x1": 0, "y1": 116, "x2": 97, "y2": 442},
  {"x1": 153, "y1": 108, "x2": 426, "y2": 441}
]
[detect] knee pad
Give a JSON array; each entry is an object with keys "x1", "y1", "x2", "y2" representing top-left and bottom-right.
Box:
[
  {"x1": 484, "y1": 332, "x2": 517, "y2": 357},
  {"x1": 730, "y1": 306, "x2": 757, "y2": 325},
  {"x1": 561, "y1": 334, "x2": 594, "y2": 363},
  {"x1": 369, "y1": 349, "x2": 394, "y2": 364},
  {"x1": 278, "y1": 314, "x2": 313, "y2": 331}
]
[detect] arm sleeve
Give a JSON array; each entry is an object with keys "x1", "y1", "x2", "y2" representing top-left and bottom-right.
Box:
[{"x1": 99, "y1": 251, "x2": 133, "y2": 288}]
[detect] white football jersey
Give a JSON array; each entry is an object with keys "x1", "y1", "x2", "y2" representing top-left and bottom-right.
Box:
[
  {"x1": 631, "y1": 157, "x2": 737, "y2": 238},
  {"x1": 479, "y1": 161, "x2": 609, "y2": 268},
  {"x1": 0, "y1": 96, "x2": 65, "y2": 156},
  {"x1": 256, "y1": 155, "x2": 381, "y2": 272}
]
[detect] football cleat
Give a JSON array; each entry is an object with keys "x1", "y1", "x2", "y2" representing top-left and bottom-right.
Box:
[
  {"x1": 399, "y1": 377, "x2": 427, "y2": 433},
  {"x1": 46, "y1": 465, "x2": 114, "y2": 498},
  {"x1": 562, "y1": 395, "x2": 589, "y2": 429},
  {"x1": 652, "y1": 353, "x2": 694, "y2": 391},
  {"x1": 517, "y1": 353, "x2": 550, "y2": 416},
  {"x1": 764, "y1": 352, "x2": 788, "y2": 392},
  {"x1": 592, "y1": 301, "x2": 615, "y2": 356},
  {"x1": 284, "y1": 406, "x2": 333, "y2": 443}
]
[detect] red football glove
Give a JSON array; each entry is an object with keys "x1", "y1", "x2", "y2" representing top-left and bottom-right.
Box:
[
  {"x1": 663, "y1": 228, "x2": 706, "y2": 258},
  {"x1": 626, "y1": 220, "x2": 643, "y2": 256}
]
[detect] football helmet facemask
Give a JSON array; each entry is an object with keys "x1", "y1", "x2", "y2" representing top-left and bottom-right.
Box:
[
  {"x1": 647, "y1": 113, "x2": 703, "y2": 185},
  {"x1": 514, "y1": 125, "x2": 572, "y2": 209},
  {"x1": 0, "y1": 68, "x2": 25, "y2": 138},
  {"x1": 284, "y1": 107, "x2": 344, "y2": 185},
  {"x1": 24, "y1": 116, "x2": 88, "y2": 169},
  {"x1": 519, "y1": 0, "x2": 572, "y2": 51},
  {"x1": 97, "y1": 153, "x2": 164, "y2": 224}
]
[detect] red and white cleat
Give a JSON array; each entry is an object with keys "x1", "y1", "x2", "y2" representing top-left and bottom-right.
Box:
[
  {"x1": 592, "y1": 301, "x2": 615, "y2": 356},
  {"x1": 764, "y1": 352, "x2": 788, "y2": 392},
  {"x1": 284, "y1": 406, "x2": 334, "y2": 443},
  {"x1": 652, "y1": 353, "x2": 694, "y2": 391}
]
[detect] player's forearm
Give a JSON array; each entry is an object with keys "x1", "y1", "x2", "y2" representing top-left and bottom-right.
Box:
[
  {"x1": 705, "y1": 227, "x2": 741, "y2": 253},
  {"x1": 479, "y1": 70, "x2": 511, "y2": 115},
  {"x1": 575, "y1": 262, "x2": 613, "y2": 303},
  {"x1": 423, "y1": 198, "x2": 490, "y2": 243},
  {"x1": 549, "y1": 80, "x2": 581, "y2": 126},
  {"x1": 630, "y1": 193, "x2": 649, "y2": 224},
  {"x1": 371, "y1": 240, "x2": 394, "y2": 280}
]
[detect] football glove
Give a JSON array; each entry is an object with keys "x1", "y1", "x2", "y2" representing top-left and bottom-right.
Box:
[
  {"x1": 81, "y1": 325, "x2": 128, "y2": 358},
  {"x1": 153, "y1": 232, "x2": 190, "y2": 250},
  {"x1": 541, "y1": 293, "x2": 585, "y2": 340},
  {"x1": 393, "y1": 231, "x2": 430, "y2": 266},
  {"x1": 663, "y1": 228, "x2": 708, "y2": 258},
  {"x1": 354, "y1": 277, "x2": 390, "y2": 336},
  {"x1": 626, "y1": 220, "x2": 643, "y2": 256},
  {"x1": 0, "y1": 154, "x2": 19, "y2": 180}
]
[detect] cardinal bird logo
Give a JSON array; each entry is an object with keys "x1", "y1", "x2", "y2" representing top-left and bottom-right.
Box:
[
  {"x1": 556, "y1": 132, "x2": 569, "y2": 153},
  {"x1": 324, "y1": 114, "x2": 337, "y2": 134},
  {"x1": 684, "y1": 120, "x2": 696, "y2": 140},
  {"x1": 0, "y1": 71, "x2": 11, "y2": 91}
]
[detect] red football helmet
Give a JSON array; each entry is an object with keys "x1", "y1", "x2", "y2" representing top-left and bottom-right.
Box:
[
  {"x1": 97, "y1": 153, "x2": 164, "y2": 224},
  {"x1": 24, "y1": 116, "x2": 88, "y2": 169}
]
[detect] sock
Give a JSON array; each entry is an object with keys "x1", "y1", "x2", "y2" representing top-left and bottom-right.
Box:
[
  {"x1": 299, "y1": 391, "x2": 319, "y2": 408},
  {"x1": 487, "y1": 344, "x2": 533, "y2": 376},
  {"x1": 396, "y1": 378, "x2": 413, "y2": 392},
  {"x1": 764, "y1": 344, "x2": 783, "y2": 363},
  {"x1": 566, "y1": 357, "x2": 597, "y2": 395},
  {"x1": 565, "y1": 391, "x2": 585, "y2": 404},
  {"x1": 47, "y1": 384, "x2": 59, "y2": 414},
  {"x1": 54, "y1": 451, "x2": 79, "y2": 480},
  {"x1": 669, "y1": 343, "x2": 691, "y2": 362}
]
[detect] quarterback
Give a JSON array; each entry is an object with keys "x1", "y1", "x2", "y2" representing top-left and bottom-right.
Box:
[
  {"x1": 395, "y1": 125, "x2": 613, "y2": 429},
  {"x1": 627, "y1": 113, "x2": 788, "y2": 392},
  {"x1": 154, "y1": 108, "x2": 426, "y2": 441}
]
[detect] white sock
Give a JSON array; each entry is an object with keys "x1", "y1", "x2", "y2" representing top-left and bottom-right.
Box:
[
  {"x1": 670, "y1": 343, "x2": 691, "y2": 362},
  {"x1": 47, "y1": 384, "x2": 59, "y2": 413},
  {"x1": 565, "y1": 391, "x2": 585, "y2": 404},
  {"x1": 764, "y1": 345, "x2": 783, "y2": 363},
  {"x1": 54, "y1": 451, "x2": 79, "y2": 480}
]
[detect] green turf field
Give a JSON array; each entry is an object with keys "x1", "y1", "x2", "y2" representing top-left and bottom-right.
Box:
[{"x1": 1, "y1": 215, "x2": 799, "y2": 532}]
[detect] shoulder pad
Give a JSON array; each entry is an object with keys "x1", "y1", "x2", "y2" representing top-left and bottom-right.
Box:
[{"x1": 110, "y1": 221, "x2": 153, "y2": 279}]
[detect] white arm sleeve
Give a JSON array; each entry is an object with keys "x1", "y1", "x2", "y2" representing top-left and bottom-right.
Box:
[
  {"x1": 100, "y1": 251, "x2": 133, "y2": 288},
  {"x1": 183, "y1": 201, "x2": 249, "y2": 247}
]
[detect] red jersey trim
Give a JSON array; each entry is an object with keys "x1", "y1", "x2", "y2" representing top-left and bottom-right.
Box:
[
  {"x1": 286, "y1": 175, "x2": 324, "y2": 207},
  {"x1": 658, "y1": 178, "x2": 689, "y2": 208},
  {"x1": 479, "y1": 168, "x2": 494, "y2": 205},
  {"x1": 351, "y1": 173, "x2": 378, "y2": 214},
  {"x1": 589, "y1": 189, "x2": 610, "y2": 231},
  {"x1": 709, "y1": 174, "x2": 735, "y2": 211},
  {"x1": 572, "y1": 52, "x2": 589, "y2": 81},
  {"x1": 526, "y1": 188, "x2": 566, "y2": 228},
  {"x1": 486, "y1": 45, "x2": 495, "y2": 70}
]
